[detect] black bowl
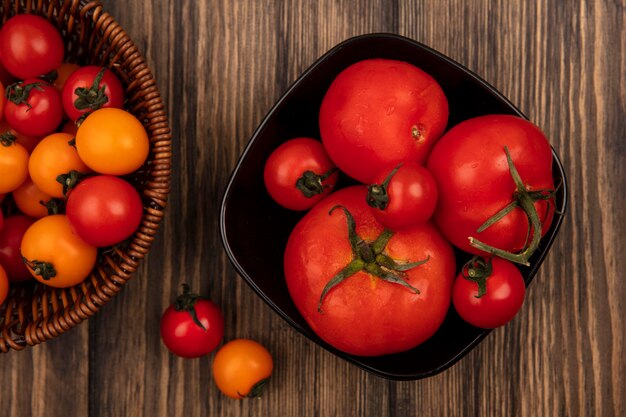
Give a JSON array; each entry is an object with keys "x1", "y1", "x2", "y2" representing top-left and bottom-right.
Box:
[{"x1": 219, "y1": 33, "x2": 568, "y2": 380}]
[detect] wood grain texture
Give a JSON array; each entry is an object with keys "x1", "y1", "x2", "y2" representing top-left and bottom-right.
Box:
[{"x1": 0, "y1": 0, "x2": 623, "y2": 416}]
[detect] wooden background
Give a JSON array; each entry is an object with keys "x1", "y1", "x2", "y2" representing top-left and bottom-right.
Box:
[{"x1": 0, "y1": 0, "x2": 624, "y2": 416}]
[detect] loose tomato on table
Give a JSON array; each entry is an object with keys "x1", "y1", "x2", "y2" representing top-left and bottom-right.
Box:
[
  {"x1": 0, "y1": 215, "x2": 35, "y2": 283},
  {"x1": 284, "y1": 185, "x2": 455, "y2": 356},
  {"x1": 66, "y1": 175, "x2": 143, "y2": 247},
  {"x1": 263, "y1": 137, "x2": 338, "y2": 211},
  {"x1": 75, "y1": 108, "x2": 149, "y2": 175},
  {"x1": 0, "y1": 136, "x2": 29, "y2": 194},
  {"x1": 452, "y1": 256, "x2": 526, "y2": 329},
  {"x1": 319, "y1": 58, "x2": 449, "y2": 183},
  {"x1": 4, "y1": 79, "x2": 63, "y2": 137},
  {"x1": 366, "y1": 161, "x2": 438, "y2": 230},
  {"x1": 0, "y1": 14, "x2": 64, "y2": 80},
  {"x1": 29, "y1": 132, "x2": 91, "y2": 198},
  {"x1": 62, "y1": 66, "x2": 124, "y2": 121},
  {"x1": 212, "y1": 339, "x2": 273, "y2": 399},
  {"x1": 160, "y1": 284, "x2": 224, "y2": 359},
  {"x1": 20, "y1": 214, "x2": 97, "y2": 288},
  {"x1": 427, "y1": 115, "x2": 556, "y2": 265}
]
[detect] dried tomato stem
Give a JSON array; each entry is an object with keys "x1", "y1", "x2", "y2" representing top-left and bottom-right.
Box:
[{"x1": 295, "y1": 167, "x2": 337, "y2": 198}]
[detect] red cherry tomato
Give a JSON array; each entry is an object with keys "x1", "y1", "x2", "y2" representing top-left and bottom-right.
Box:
[
  {"x1": 284, "y1": 186, "x2": 455, "y2": 356},
  {"x1": 0, "y1": 119, "x2": 42, "y2": 153},
  {"x1": 427, "y1": 115, "x2": 555, "y2": 264},
  {"x1": 264, "y1": 137, "x2": 338, "y2": 211},
  {"x1": 66, "y1": 175, "x2": 143, "y2": 247},
  {"x1": 0, "y1": 264, "x2": 9, "y2": 306},
  {"x1": 319, "y1": 58, "x2": 449, "y2": 183},
  {"x1": 160, "y1": 284, "x2": 224, "y2": 358},
  {"x1": 452, "y1": 256, "x2": 526, "y2": 329},
  {"x1": 366, "y1": 161, "x2": 438, "y2": 230},
  {"x1": 0, "y1": 14, "x2": 64, "y2": 80},
  {"x1": 0, "y1": 215, "x2": 35, "y2": 283},
  {"x1": 4, "y1": 79, "x2": 63, "y2": 137},
  {"x1": 62, "y1": 66, "x2": 125, "y2": 121}
]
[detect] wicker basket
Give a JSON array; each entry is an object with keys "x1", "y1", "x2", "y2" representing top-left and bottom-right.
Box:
[{"x1": 0, "y1": 0, "x2": 171, "y2": 352}]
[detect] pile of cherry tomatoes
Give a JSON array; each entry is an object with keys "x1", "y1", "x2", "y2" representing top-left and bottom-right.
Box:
[
  {"x1": 0, "y1": 14, "x2": 149, "y2": 303},
  {"x1": 264, "y1": 58, "x2": 557, "y2": 356}
]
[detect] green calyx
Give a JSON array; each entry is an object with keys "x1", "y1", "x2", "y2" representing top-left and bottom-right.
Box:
[
  {"x1": 317, "y1": 205, "x2": 429, "y2": 313},
  {"x1": 174, "y1": 283, "x2": 206, "y2": 331},
  {"x1": 0, "y1": 131, "x2": 17, "y2": 147},
  {"x1": 74, "y1": 67, "x2": 110, "y2": 111},
  {"x1": 241, "y1": 377, "x2": 270, "y2": 399},
  {"x1": 22, "y1": 257, "x2": 57, "y2": 280},
  {"x1": 469, "y1": 146, "x2": 556, "y2": 266},
  {"x1": 295, "y1": 167, "x2": 337, "y2": 198},
  {"x1": 6, "y1": 81, "x2": 44, "y2": 109},
  {"x1": 462, "y1": 256, "x2": 493, "y2": 298},
  {"x1": 366, "y1": 163, "x2": 402, "y2": 210},
  {"x1": 56, "y1": 170, "x2": 88, "y2": 196}
]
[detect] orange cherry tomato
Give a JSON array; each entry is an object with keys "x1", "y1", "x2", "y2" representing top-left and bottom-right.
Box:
[
  {"x1": 76, "y1": 108, "x2": 149, "y2": 175},
  {"x1": 29, "y1": 133, "x2": 90, "y2": 198},
  {"x1": 0, "y1": 119, "x2": 42, "y2": 153},
  {"x1": 0, "y1": 264, "x2": 9, "y2": 305},
  {"x1": 51, "y1": 62, "x2": 80, "y2": 93},
  {"x1": 212, "y1": 339, "x2": 273, "y2": 399},
  {"x1": 0, "y1": 138, "x2": 29, "y2": 193},
  {"x1": 21, "y1": 215, "x2": 97, "y2": 288},
  {"x1": 12, "y1": 176, "x2": 55, "y2": 218}
]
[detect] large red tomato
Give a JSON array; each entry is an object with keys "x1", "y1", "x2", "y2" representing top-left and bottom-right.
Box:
[
  {"x1": 284, "y1": 186, "x2": 455, "y2": 356},
  {"x1": 427, "y1": 115, "x2": 555, "y2": 265},
  {"x1": 319, "y1": 58, "x2": 448, "y2": 183}
]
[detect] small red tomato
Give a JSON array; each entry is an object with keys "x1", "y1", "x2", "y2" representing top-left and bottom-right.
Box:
[
  {"x1": 452, "y1": 256, "x2": 526, "y2": 329},
  {"x1": 0, "y1": 264, "x2": 9, "y2": 305},
  {"x1": 366, "y1": 162, "x2": 438, "y2": 230},
  {"x1": 264, "y1": 137, "x2": 338, "y2": 211},
  {"x1": 0, "y1": 215, "x2": 35, "y2": 283},
  {"x1": 0, "y1": 14, "x2": 64, "y2": 80},
  {"x1": 66, "y1": 175, "x2": 143, "y2": 247},
  {"x1": 62, "y1": 66, "x2": 125, "y2": 121},
  {"x1": 4, "y1": 80, "x2": 63, "y2": 137},
  {"x1": 160, "y1": 284, "x2": 225, "y2": 358}
]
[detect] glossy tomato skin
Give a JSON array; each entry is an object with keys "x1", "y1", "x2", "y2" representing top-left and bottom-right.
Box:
[
  {"x1": 29, "y1": 133, "x2": 91, "y2": 198},
  {"x1": 284, "y1": 185, "x2": 455, "y2": 356},
  {"x1": 212, "y1": 339, "x2": 273, "y2": 399},
  {"x1": 51, "y1": 62, "x2": 80, "y2": 93},
  {"x1": 0, "y1": 215, "x2": 35, "y2": 283},
  {"x1": 368, "y1": 161, "x2": 438, "y2": 230},
  {"x1": 20, "y1": 215, "x2": 97, "y2": 288},
  {"x1": 76, "y1": 108, "x2": 149, "y2": 175},
  {"x1": 319, "y1": 58, "x2": 448, "y2": 183},
  {"x1": 160, "y1": 299, "x2": 225, "y2": 358},
  {"x1": 62, "y1": 66, "x2": 124, "y2": 121},
  {"x1": 4, "y1": 80, "x2": 63, "y2": 137},
  {"x1": 427, "y1": 115, "x2": 555, "y2": 255},
  {"x1": 0, "y1": 140, "x2": 28, "y2": 193},
  {"x1": 264, "y1": 137, "x2": 338, "y2": 211},
  {"x1": 452, "y1": 257, "x2": 526, "y2": 329},
  {"x1": 66, "y1": 175, "x2": 143, "y2": 247},
  {"x1": 12, "y1": 176, "x2": 53, "y2": 218},
  {"x1": 0, "y1": 15, "x2": 64, "y2": 80},
  {"x1": 0, "y1": 264, "x2": 8, "y2": 305}
]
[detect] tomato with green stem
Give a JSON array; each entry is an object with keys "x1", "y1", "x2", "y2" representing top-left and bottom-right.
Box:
[
  {"x1": 4, "y1": 79, "x2": 63, "y2": 137},
  {"x1": 160, "y1": 284, "x2": 224, "y2": 358},
  {"x1": 264, "y1": 137, "x2": 338, "y2": 211},
  {"x1": 0, "y1": 135, "x2": 29, "y2": 194},
  {"x1": 62, "y1": 66, "x2": 124, "y2": 121},
  {"x1": 452, "y1": 256, "x2": 526, "y2": 329}
]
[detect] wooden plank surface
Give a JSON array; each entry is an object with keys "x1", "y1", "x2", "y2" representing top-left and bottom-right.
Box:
[{"x1": 0, "y1": 0, "x2": 624, "y2": 416}]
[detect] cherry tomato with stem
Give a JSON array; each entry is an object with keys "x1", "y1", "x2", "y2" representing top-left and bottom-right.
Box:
[
  {"x1": 0, "y1": 14, "x2": 64, "y2": 80},
  {"x1": 264, "y1": 137, "x2": 338, "y2": 211},
  {"x1": 20, "y1": 214, "x2": 97, "y2": 288},
  {"x1": 0, "y1": 135, "x2": 29, "y2": 194},
  {"x1": 0, "y1": 215, "x2": 35, "y2": 283},
  {"x1": 212, "y1": 339, "x2": 273, "y2": 399},
  {"x1": 160, "y1": 284, "x2": 224, "y2": 358},
  {"x1": 366, "y1": 161, "x2": 438, "y2": 230},
  {"x1": 0, "y1": 119, "x2": 42, "y2": 153},
  {"x1": 62, "y1": 66, "x2": 124, "y2": 121},
  {"x1": 452, "y1": 256, "x2": 526, "y2": 329},
  {"x1": 12, "y1": 176, "x2": 59, "y2": 219},
  {"x1": 4, "y1": 79, "x2": 63, "y2": 137},
  {"x1": 66, "y1": 175, "x2": 143, "y2": 247}
]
